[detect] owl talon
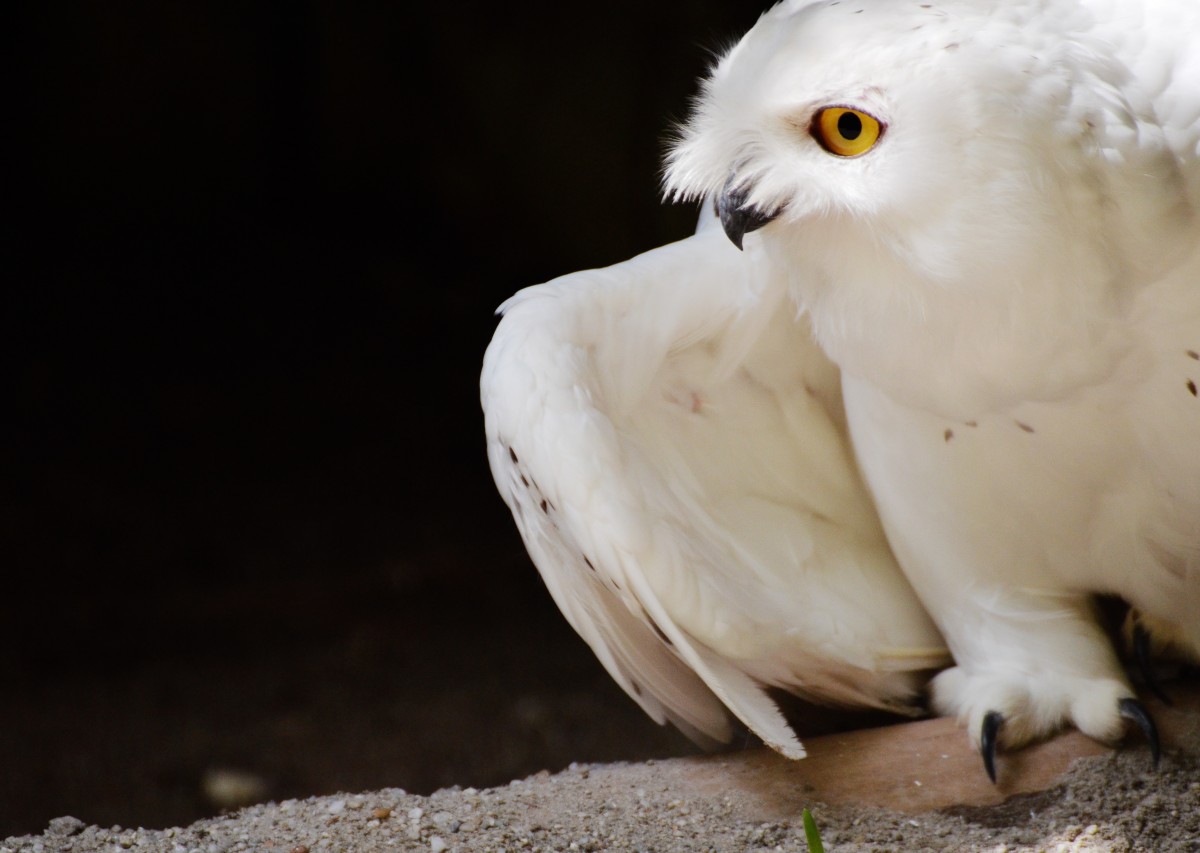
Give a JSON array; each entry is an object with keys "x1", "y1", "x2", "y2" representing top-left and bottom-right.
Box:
[
  {"x1": 1118, "y1": 698, "x2": 1161, "y2": 768},
  {"x1": 980, "y1": 710, "x2": 1004, "y2": 783},
  {"x1": 1132, "y1": 622, "x2": 1172, "y2": 706}
]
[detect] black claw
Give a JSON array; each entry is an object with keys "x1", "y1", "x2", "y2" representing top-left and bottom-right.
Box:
[
  {"x1": 1118, "y1": 697, "x2": 1161, "y2": 769},
  {"x1": 980, "y1": 711, "x2": 1004, "y2": 784},
  {"x1": 1132, "y1": 622, "x2": 1173, "y2": 706}
]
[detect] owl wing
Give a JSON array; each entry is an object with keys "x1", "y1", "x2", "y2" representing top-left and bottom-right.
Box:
[{"x1": 481, "y1": 216, "x2": 947, "y2": 759}]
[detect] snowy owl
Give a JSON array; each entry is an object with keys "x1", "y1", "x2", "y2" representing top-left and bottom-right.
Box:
[{"x1": 665, "y1": 0, "x2": 1199, "y2": 779}]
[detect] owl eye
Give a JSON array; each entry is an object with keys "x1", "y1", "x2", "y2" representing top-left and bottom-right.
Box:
[{"x1": 811, "y1": 107, "x2": 884, "y2": 157}]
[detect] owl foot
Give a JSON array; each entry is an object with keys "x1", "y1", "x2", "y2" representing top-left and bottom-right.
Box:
[
  {"x1": 933, "y1": 666, "x2": 1158, "y2": 783},
  {"x1": 975, "y1": 697, "x2": 1159, "y2": 783}
]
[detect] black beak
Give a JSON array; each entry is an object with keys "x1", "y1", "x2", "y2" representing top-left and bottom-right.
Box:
[{"x1": 717, "y1": 176, "x2": 780, "y2": 250}]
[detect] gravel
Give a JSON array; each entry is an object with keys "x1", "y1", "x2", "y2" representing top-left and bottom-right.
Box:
[{"x1": 7, "y1": 746, "x2": 1199, "y2": 852}]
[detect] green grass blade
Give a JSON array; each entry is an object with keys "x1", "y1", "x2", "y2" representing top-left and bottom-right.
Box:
[{"x1": 802, "y1": 807, "x2": 825, "y2": 853}]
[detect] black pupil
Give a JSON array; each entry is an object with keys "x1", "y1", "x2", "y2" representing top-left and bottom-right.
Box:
[{"x1": 837, "y1": 111, "x2": 863, "y2": 140}]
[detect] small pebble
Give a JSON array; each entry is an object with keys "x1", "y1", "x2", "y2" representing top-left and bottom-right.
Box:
[{"x1": 47, "y1": 817, "x2": 85, "y2": 837}]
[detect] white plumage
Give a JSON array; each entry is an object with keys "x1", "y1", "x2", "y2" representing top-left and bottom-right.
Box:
[
  {"x1": 665, "y1": 0, "x2": 1200, "y2": 767},
  {"x1": 481, "y1": 210, "x2": 947, "y2": 759},
  {"x1": 483, "y1": 0, "x2": 1200, "y2": 771}
]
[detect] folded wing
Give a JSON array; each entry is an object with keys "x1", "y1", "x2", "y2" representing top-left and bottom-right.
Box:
[{"x1": 481, "y1": 217, "x2": 948, "y2": 758}]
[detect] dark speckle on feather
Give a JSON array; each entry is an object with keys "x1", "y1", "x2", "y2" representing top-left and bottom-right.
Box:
[
  {"x1": 509, "y1": 447, "x2": 518, "y2": 464},
  {"x1": 583, "y1": 556, "x2": 596, "y2": 572},
  {"x1": 1016, "y1": 421, "x2": 1035, "y2": 433},
  {"x1": 520, "y1": 474, "x2": 529, "y2": 487},
  {"x1": 944, "y1": 428, "x2": 954, "y2": 443},
  {"x1": 1188, "y1": 379, "x2": 1198, "y2": 397},
  {"x1": 540, "y1": 499, "x2": 549, "y2": 514},
  {"x1": 1187, "y1": 349, "x2": 1199, "y2": 360}
]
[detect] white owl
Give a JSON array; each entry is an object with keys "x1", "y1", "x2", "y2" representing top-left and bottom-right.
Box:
[
  {"x1": 483, "y1": 0, "x2": 1200, "y2": 780},
  {"x1": 666, "y1": 0, "x2": 1199, "y2": 779}
]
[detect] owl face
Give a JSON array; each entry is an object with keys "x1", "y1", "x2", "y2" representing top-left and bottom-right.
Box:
[{"x1": 665, "y1": 0, "x2": 1114, "y2": 288}]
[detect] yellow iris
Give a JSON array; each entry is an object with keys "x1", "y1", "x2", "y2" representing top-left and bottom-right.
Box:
[{"x1": 812, "y1": 107, "x2": 883, "y2": 157}]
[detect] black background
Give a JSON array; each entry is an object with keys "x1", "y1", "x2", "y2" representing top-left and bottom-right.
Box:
[{"x1": 6, "y1": 1, "x2": 777, "y2": 837}]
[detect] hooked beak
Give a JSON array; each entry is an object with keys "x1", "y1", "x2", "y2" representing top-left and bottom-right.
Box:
[{"x1": 717, "y1": 176, "x2": 780, "y2": 250}]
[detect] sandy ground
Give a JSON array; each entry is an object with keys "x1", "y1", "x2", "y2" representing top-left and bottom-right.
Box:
[
  {"x1": 8, "y1": 702, "x2": 1198, "y2": 853},
  {"x1": 4, "y1": 752, "x2": 1197, "y2": 852}
]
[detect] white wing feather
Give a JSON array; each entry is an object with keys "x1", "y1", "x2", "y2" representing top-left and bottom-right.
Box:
[{"x1": 481, "y1": 215, "x2": 947, "y2": 758}]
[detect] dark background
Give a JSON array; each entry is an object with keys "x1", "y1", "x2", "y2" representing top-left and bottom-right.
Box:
[{"x1": 5, "y1": 1, "x2": 780, "y2": 837}]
